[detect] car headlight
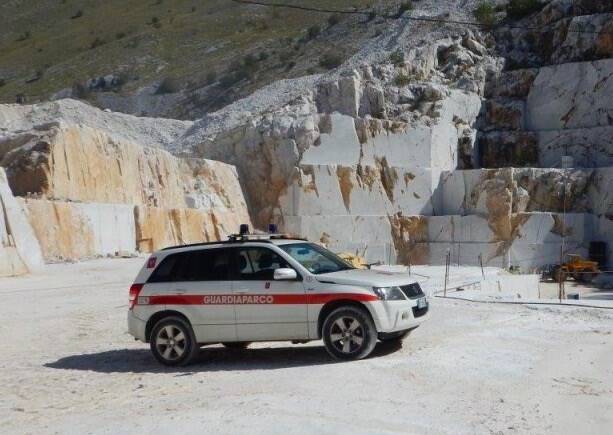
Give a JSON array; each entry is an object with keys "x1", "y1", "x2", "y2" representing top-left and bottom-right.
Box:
[{"x1": 372, "y1": 286, "x2": 405, "y2": 301}]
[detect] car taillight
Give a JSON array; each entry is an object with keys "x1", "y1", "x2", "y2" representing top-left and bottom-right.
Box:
[
  {"x1": 147, "y1": 257, "x2": 157, "y2": 268},
  {"x1": 129, "y1": 284, "x2": 144, "y2": 310}
]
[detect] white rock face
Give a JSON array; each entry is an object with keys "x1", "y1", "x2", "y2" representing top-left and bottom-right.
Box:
[
  {"x1": 0, "y1": 101, "x2": 251, "y2": 267},
  {"x1": 20, "y1": 199, "x2": 136, "y2": 261},
  {"x1": 537, "y1": 126, "x2": 613, "y2": 168},
  {"x1": 526, "y1": 59, "x2": 613, "y2": 130},
  {"x1": 0, "y1": 168, "x2": 44, "y2": 275},
  {"x1": 0, "y1": 99, "x2": 191, "y2": 156},
  {"x1": 2, "y1": 2, "x2": 612, "y2": 274}
]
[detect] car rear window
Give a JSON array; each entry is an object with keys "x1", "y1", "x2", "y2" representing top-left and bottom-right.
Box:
[
  {"x1": 148, "y1": 248, "x2": 232, "y2": 283},
  {"x1": 148, "y1": 253, "x2": 181, "y2": 282}
]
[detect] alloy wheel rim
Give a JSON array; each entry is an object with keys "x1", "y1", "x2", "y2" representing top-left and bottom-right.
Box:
[
  {"x1": 155, "y1": 325, "x2": 186, "y2": 360},
  {"x1": 329, "y1": 316, "x2": 364, "y2": 354}
]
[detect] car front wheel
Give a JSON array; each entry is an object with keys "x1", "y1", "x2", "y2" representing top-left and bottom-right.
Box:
[
  {"x1": 150, "y1": 316, "x2": 198, "y2": 366},
  {"x1": 322, "y1": 306, "x2": 377, "y2": 360}
]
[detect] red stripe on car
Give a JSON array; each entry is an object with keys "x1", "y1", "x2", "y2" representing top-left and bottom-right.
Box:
[{"x1": 144, "y1": 293, "x2": 378, "y2": 306}]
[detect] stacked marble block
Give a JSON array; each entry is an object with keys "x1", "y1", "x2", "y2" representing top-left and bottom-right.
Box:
[{"x1": 277, "y1": 87, "x2": 612, "y2": 270}]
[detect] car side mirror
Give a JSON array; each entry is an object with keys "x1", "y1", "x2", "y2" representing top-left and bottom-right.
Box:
[{"x1": 274, "y1": 268, "x2": 297, "y2": 280}]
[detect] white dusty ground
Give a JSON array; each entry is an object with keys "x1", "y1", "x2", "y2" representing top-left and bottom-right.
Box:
[{"x1": 1, "y1": 258, "x2": 613, "y2": 435}]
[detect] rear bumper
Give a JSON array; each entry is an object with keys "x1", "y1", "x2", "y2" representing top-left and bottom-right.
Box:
[
  {"x1": 368, "y1": 298, "x2": 430, "y2": 333},
  {"x1": 127, "y1": 311, "x2": 147, "y2": 342}
]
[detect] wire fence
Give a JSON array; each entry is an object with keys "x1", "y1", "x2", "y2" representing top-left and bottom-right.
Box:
[{"x1": 231, "y1": 0, "x2": 613, "y2": 36}]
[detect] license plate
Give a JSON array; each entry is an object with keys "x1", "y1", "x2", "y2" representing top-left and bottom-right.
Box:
[{"x1": 417, "y1": 297, "x2": 427, "y2": 309}]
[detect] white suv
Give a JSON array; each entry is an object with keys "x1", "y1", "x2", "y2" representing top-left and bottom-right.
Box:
[{"x1": 128, "y1": 234, "x2": 429, "y2": 366}]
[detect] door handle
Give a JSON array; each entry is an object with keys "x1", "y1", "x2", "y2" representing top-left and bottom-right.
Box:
[
  {"x1": 175, "y1": 289, "x2": 187, "y2": 294},
  {"x1": 234, "y1": 289, "x2": 250, "y2": 294}
]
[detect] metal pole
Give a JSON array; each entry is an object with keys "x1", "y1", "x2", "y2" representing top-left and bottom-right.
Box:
[
  {"x1": 444, "y1": 250, "x2": 450, "y2": 297},
  {"x1": 457, "y1": 242, "x2": 461, "y2": 267},
  {"x1": 408, "y1": 253, "x2": 412, "y2": 276},
  {"x1": 559, "y1": 245, "x2": 563, "y2": 303},
  {"x1": 479, "y1": 253, "x2": 484, "y2": 279},
  {"x1": 560, "y1": 159, "x2": 570, "y2": 301}
]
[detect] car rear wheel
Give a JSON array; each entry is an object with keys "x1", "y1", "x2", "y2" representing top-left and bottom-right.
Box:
[
  {"x1": 222, "y1": 342, "x2": 251, "y2": 350},
  {"x1": 150, "y1": 316, "x2": 198, "y2": 366},
  {"x1": 322, "y1": 306, "x2": 377, "y2": 360}
]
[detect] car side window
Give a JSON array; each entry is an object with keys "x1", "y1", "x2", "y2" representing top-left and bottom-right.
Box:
[
  {"x1": 180, "y1": 249, "x2": 232, "y2": 281},
  {"x1": 236, "y1": 247, "x2": 292, "y2": 281}
]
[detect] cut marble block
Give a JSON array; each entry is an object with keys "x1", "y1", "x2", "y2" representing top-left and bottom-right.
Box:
[
  {"x1": 526, "y1": 59, "x2": 613, "y2": 131},
  {"x1": 21, "y1": 199, "x2": 136, "y2": 261},
  {"x1": 0, "y1": 168, "x2": 44, "y2": 273}
]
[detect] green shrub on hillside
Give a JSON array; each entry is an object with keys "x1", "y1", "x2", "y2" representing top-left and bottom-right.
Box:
[
  {"x1": 389, "y1": 49, "x2": 404, "y2": 66},
  {"x1": 307, "y1": 25, "x2": 321, "y2": 40},
  {"x1": 506, "y1": 0, "x2": 544, "y2": 19},
  {"x1": 90, "y1": 37, "x2": 106, "y2": 49},
  {"x1": 219, "y1": 67, "x2": 252, "y2": 89},
  {"x1": 155, "y1": 77, "x2": 181, "y2": 94},
  {"x1": 328, "y1": 14, "x2": 340, "y2": 26},
  {"x1": 243, "y1": 53, "x2": 258, "y2": 68},
  {"x1": 73, "y1": 81, "x2": 91, "y2": 99},
  {"x1": 319, "y1": 51, "x2": 343, "y2": 69},
  {"x1": 395, "y1": 1, "x2": 413, "y2": 18},
  {"x1": 16, "y1": 31, "x2": 31, "y2": 42},
  {"x1": 473, "y1": 2, "x2": 497, "y2": 27},
  {"x1": 394, "y1": 73, "x2": 411, "y2": 87},
  {"x1": 205, "y1": 71, "x2": 217, "y2": 84}
]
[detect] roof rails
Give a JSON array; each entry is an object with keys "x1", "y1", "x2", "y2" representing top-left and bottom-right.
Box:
[
  {"x1": 227, "y1": 233, "x2": 306, "y2": 242},
  {"x1": 160, "y1": 224, "x2": 306, "y2": 251}
]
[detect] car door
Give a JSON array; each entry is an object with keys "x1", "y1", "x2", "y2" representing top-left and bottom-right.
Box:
[
  {"x1": 232, "y1": 246, "x2": 308, "y2": 341},
  {"x1": 168, "y1": 249, "x2": 237, "y2": 343}
]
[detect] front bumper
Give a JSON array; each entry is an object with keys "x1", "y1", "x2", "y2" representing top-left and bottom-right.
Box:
[{"x1": 368, "y1": 297, "x2": 430, "y2": 333}]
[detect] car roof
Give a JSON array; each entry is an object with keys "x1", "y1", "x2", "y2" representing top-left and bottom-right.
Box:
[{"x1": 156, "y1": 238, "x2": 309, "y2": 254}]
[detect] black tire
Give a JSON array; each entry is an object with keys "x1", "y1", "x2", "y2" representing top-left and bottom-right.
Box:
[
  {"x1": 379, "y1": 329, "x2": 411, "y2": 343},
  {"x1": 150, "y1": 316, "x2": 198, "y2": 366},
  {"x1": 222, "y1": 342, "x2": 251, "y2": 350},
  {"x1": 322, "y1": 306, "x2": 377, "y2": 361}
]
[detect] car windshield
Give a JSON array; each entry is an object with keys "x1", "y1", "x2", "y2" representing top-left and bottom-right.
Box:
[{"x1": 280, "y1": 243, "x2": 355, "y2": 275}]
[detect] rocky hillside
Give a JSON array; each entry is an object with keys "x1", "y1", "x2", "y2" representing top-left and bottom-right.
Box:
[
  {"x1": 0, "y1": 0, "x2": 612, "y2": 276},
  {"x1": 0, "y1": 0, "x2": 394, "y2": 119}
]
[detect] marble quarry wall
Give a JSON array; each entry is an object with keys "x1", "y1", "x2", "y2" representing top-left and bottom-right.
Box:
[
  {"x1": 0, "y1": 168, "x2": 44, "y2": 276},
  {"x1": 21, "y1": 199, "x2": 136, "y2": 261},
  {"x1": 0, "y1": 103, "x2": 252, "y2": 268},
  {"x1": 0, "y1": 1, "x2": 611, "y2": 275},
  {"x1": 187, "y1": 3, "x2": 612, "y2": 272}
]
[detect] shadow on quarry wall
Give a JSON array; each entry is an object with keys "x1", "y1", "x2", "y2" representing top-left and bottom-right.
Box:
[{"x1": 44, "y1": 341, "x2": 402, "y2": 374}]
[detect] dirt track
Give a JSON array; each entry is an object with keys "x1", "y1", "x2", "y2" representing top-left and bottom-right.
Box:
[{"x1": 1, "y1": 258, "x2": 612, "y2": 434}]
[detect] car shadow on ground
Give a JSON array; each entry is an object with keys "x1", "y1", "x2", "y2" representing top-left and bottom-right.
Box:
[{"x1": 44, "y1": 341, "x2": 403, "y2": 374}]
